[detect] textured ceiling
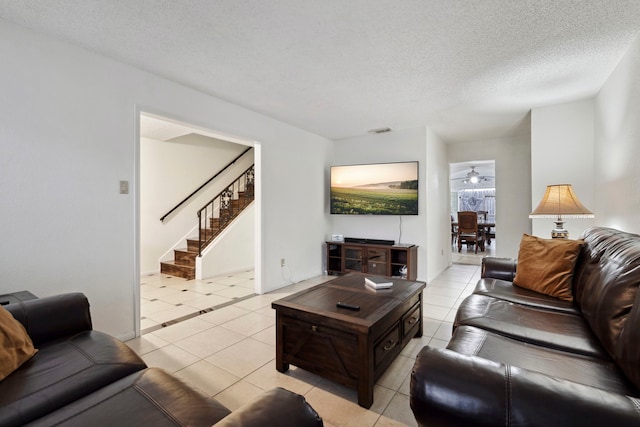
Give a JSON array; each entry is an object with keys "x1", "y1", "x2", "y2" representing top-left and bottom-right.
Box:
[{"x1": 2, "y1": 1, "x2": 640, "y2": 142}]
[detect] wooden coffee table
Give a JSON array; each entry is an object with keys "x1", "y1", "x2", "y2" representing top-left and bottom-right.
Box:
[{"x1": 272, "y1": 273, "x2": 425, "y2": 408}]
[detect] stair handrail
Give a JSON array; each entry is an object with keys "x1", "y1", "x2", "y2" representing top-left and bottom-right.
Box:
[
  {"x1": 197, "y1": 164, "x2": 254, "y2": 256},
  {"x1": 160, "y1": 146, "x2": 253, "y2": 222}
]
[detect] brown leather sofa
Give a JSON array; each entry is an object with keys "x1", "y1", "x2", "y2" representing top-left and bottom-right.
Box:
[
  {"x1": 410, "y1": 227, "x2": 640, "y2": 427},
  {"x1": 1, "y1": 293, "x2": 323, "y2": 427}
]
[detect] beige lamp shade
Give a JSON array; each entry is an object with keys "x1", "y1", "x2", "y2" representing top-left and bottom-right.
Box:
[{"x1": 529, "y1": 184, "x2": 594, "y2": 219}]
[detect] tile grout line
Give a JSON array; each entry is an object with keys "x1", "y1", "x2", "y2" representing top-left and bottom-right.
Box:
[{"x1": 141, "y1": 293, "x2": 257, "y2": 335}]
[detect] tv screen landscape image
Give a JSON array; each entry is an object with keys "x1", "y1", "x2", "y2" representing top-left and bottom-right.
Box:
[{"x1": 330, "y1": 161, "x2": 419, "y2": 215}]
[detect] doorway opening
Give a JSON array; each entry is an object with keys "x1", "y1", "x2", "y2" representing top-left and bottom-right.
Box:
[
  {"x1": 136, "y1": 111, "x2": 260, "y2": 335},
  {"x1": 450, "y1": 160, "x2": 496, "y2": 265}
]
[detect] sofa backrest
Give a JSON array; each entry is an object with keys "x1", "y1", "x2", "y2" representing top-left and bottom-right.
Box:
[
  {"x1": 573, "y1": 227, "x2": 640, "y2": 389},
  {"x1": 5, "y1": 293, "x2": 92, "y2": 346}
]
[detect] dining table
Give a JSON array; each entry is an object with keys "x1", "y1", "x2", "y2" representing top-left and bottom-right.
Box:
[{"x1": 451, "y1": 221, "x2": 495, "y2": 245}]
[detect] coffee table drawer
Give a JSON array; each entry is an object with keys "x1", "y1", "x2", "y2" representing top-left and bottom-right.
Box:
[
  {"x1": 403, "y1": 303, "x2": 421, "y2": 338},
  {"x1": 282, "y1": 317, "x2": 358, "y2": 380},
  {"x1": 374, "y1": 323, "x2": 401, "y2": 367}
]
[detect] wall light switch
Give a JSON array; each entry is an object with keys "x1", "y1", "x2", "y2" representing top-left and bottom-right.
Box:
[{"x1": 119, "y1": 180, "x2": 129, "y2": 194}]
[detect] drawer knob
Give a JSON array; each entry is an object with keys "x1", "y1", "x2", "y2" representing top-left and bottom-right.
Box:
[
  {"x1": 408, "y1": 316, "x2": 418, "y2": 325},
  {"x1": 311, "y1": 325, "x2": 318, "y2": 332},
  {"x1": 383, "y1": 339, "x2": 396, "y2": 351}
]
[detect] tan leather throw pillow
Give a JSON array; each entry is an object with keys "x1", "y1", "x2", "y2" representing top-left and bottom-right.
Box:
[
  {"x1": 513, "y1": 234, "x2": 584, "y2": 302},
  {"x1": 0, "y1": 306, "x2": 38, "y2": 381}
]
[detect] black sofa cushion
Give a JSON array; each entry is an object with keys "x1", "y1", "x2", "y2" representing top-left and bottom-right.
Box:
[
  {"x1": 0, "y1": 330, "x2": 146, "y2": 427},
  {"x1": 411, "y1": 347, "x2": 640, "y2": 427},
  {"x1": 448, "y1": 325, "x2": 636, "y2": 395},
  {"x1": 474, "y1": 278, "x2": 579, "y2": 314},
  {"x1": 25, "y1": 368, "x2": 231, "y2": 427},
  {"x1": 454, "y1": 294, "x2": 608, "y2": 359}
]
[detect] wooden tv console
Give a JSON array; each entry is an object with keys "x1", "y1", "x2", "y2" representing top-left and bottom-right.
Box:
[{"x1": 326, "y1": 241, "x2": 418, "y2": 281}]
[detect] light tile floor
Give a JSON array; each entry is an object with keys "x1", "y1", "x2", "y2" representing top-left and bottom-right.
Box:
[
  {"x1": 452, "y1": 238, "x2": 496, "y2": 265},
  {"x1": 139, "y1": 270, "x2": 256, "y2": 332},
  {"x1": 128, "y1": 265, "x2": 481, "y2": 426}
]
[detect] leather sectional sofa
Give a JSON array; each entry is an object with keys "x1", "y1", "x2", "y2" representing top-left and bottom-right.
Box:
[
  {"x1": 1, "y1": 292, "x2": 323, "y2": 426},
  {"x1": 410, "y1": 226, "x2": 640, "y2": 426}
]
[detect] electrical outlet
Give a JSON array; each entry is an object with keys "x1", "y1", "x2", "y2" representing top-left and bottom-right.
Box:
[{"x1": 281, "y1": 258, "x2": 285, "y2": 267}]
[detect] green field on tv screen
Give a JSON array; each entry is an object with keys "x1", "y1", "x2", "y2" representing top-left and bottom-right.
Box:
[{"x1": 330, "y1": 186, "x2": 418, "y2": 215}]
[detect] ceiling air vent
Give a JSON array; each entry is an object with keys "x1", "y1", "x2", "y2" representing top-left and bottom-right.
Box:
[{"x1": 368, "y1": 127, "x2": 392, "y2": 134}]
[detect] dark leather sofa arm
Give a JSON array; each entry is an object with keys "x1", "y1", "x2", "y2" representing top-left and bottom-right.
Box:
[
  {"x1": 481, "y1": 257, "x2": 517, "y2": 281},
  {"x1": 410, "y1": 347, "x2": 640, "y2": 427},
  {"x1": 215, "y1": 387, "x2": 323, "y2": 427},
  {"x1": 4, "y1": 292, "x2": 92, "y2": 346}
]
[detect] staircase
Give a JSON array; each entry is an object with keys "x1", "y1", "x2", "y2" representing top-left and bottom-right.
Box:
[{"x1": 160, "y1": 165, "x2": 254, "y2": 280}]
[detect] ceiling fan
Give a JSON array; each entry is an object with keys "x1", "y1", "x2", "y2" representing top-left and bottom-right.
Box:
[{"x1": 452, "y1": 166, "x2": 494, "y2": 185}]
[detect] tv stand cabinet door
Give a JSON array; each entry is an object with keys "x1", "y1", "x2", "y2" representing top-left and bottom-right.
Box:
[
  {"x1": 344, "y1": 245, "x2": 364, "y2": 273},
  {"x1": 365, "y1": 247, "x2": 390, "y2": 276}
]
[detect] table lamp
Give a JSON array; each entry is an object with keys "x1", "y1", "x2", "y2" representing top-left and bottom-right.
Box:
[{"x1": 529, "y1": 184, "x2": 594, "y2": 239}]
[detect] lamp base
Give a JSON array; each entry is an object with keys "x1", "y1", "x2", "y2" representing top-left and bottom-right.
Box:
[
  {"x1": 551, "y1": 229, "x2": 569, "y2": 239},
  {"x1": 551, "y1": 219, "x2": 568, "y2": 239}
]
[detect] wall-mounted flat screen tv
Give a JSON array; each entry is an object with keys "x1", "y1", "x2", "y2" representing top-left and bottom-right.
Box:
[{"x1": 330, "y1": 161, "x2": 419, "y2": 215}]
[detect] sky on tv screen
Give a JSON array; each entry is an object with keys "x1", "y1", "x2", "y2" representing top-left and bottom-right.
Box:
[{"x1": 331, "y1": 162, "x2": 417, "y2": 188}]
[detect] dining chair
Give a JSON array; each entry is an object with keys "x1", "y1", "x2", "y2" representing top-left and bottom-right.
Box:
[
  {"x1": 457, "y1": 211, "x2": 486, "y2": 254},
  {"x1": 451, "y1": 214, "x2": 457, "y2": 244}
]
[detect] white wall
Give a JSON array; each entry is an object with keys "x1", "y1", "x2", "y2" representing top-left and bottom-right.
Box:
[
  {"x1": 330, "y1": 127, "x2": 428, "y2": 281},
  {"x1": 197, "y1": 204, "x2": 255, "y2": 279},
  {"x1": 447, "y1": 133, "x2": 532, "y2": 259},
  {"x1": 594, "y1": 35, "x2": 640, "y2": 234},
  {"x1": 425, "y1": 128, "x2": 450, "y2": 282},
  {"x1": 141, "y1": 134, "x2": 251, "y2": 274},
  {"x1": 0, "y1": 19, "x2": 331, "y2": 340},
  {"x1": 530, "y1": 99, "x2": 596, "y2": 239}
]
